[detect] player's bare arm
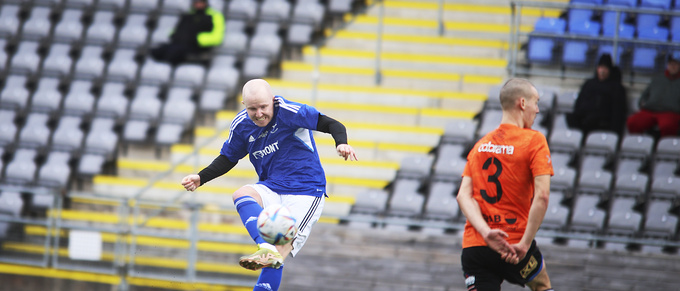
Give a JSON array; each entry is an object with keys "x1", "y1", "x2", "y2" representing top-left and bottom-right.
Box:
[
  {"x1": 509, "y1": 174, "x2": 551, "y2": 264},
  {"x1": 457, "y1": 176, "x2": 517, "y2": 259}
]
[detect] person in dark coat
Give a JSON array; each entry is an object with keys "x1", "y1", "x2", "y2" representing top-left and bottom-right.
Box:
[
  {"x1": 150, "y1": 0, "x2": 224, "y2": 65},
  {"x1": 567, "y1": 54, "x2": 628, "y2": 135}
]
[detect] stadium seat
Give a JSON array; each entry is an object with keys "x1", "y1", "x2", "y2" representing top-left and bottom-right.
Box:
[
  {"x1": 653, "y1": 160, "x2": 677, "y2": 177},
  {"x1": 84, "y1": 117, "x2": 118, "y2": 156},
  {"x1": 38, "y1": 151, "x2": 72, "y2": 188},
  {"x1": 219, "y1": 29, "x2": 249, "y2": 57},
  {"x1": 583, "y1": 131, "x2": 619, "y2": 156},
  {"x1": 18, "y1": 113, "x2": 51, "y2": 149},
  {"x1": 563, "y1": 20, "x2": 601, "y2": 67},
  {"x1": 396, "y1": 155, "x2": 434, "y2": 180},
  {"x1": 0, "y1": 75, "x2": 30, "y2": 111},
  {"x1": 259, "y1": 0, "x2": 292, "y2": 24},
  {"x1": 423, "y1": 181, "x2": 460, "y2": 221},
  {"x1": 432, "y1": 144, "x2": 466, "y2": 182},
  {"x1": 30, "y1": 77, "x2": 63, "y2": 113},
  {"x1": 74, "y1": 45, "x2": 106, "y2": 79},
  {"x1": 242, "y1": 56, "x2": 270, "y2": 79},
  {"x1": 0, "y1": 191, "x2": 23, "y2": 217},
  {"x1": 227, "y1": 0, "x2": 259, "y2": 22},
  {"x1": 0, "y1": 110, "x2": 17, "y2": 146},
  {"x1": 287, "y1": 23, "x2": 315, "y2": 48},
  {"x1": 118, "y1": 14, "x2": 149, "y2": 47},
  {"x1": 5, "y1": 149, "x2": 38, "y2": 184},
  {"x1": 248, "y1": 33, "x2": 283, "y2": 63},
  {"x1": 22, "y1": 7, "x2": 53, "y2": 40},
  {"x1": 172, "y1": 64, "x2": 206, "y2": 87},
  {"x1": 140, "y1": 58, "x2": 172, "y2": 84},
  {"x1": 655, "y1": 137, "x2": 680, "y2": 161},
  {"x1": 205, "y1": 57, "x2": 240, "y2": 91},
  {"x1": 555, "y1": 91, "x2": 578, "y2": 113},
  {"x1": 63, "y1": 80, "x2": 95, "y2": 116},
  {"x1": 577, "y1": 169, "x2": 613, "y2": 195},
  {"x1": 77, "y1": 154, "x2": 106, "y2": 177},
  {"x1": 607, "y1": 0, "x2": 637, "y2": 6},
  {"x1": 352, "y1": 189, "x2": 389, "y2": 215},
  {"x1": 107, "y1": 49, "x2": 139, "y2": 81},
  {"x1": 527, "y1": 18, "x2": 566, "y2": 64},
  {"x1": 98, "y1": 0, "x2": 126, "y2": 10},
  {"x1": 85, "y1": 11, "x2": 117, "y2": 45},
  {"x1": 388, "y1": 179, "x2": 424, "y2": 217},
  {"x1": 155, "y1": 96, "x2": 196, "y2": 146},
  {"x1": 54, "y1": 9, "x2": 85, "y2": 42},
  {"x1": 633, "y1": 20, "x2": 668, "y2": 72},
  {"x1": 607, "y1": 197, "x2": 642, "y2": 235},
  {"x1": 612, "y1": 173, "x2": 649, "y2": 197},
  {"x1": 542, "y1": 191, "x2": 569, "y2": 230},
  {"x1": 65, "y1": 0, "x2": 95, "y2": 7},
  {"x1": 42, "y1": 43, "x2": 73, "y2": 77},
  {"x1": 329, "y1": 0, "x2": 354, "y2": 15},
  {"x1": 579, "y1": 155, "x2": 608, "y2": 172},
  {"x1": 0, "y1": 39, "x2": 6, "y2": 72},
  {"x1": 51, "y1": 116, "x2": 84, "y2": 153},
  {"x1": 672, "y1": 16, "x2": 680, "y2": 42},
  {"x1": 570, "y1": 195, "x2": 606, "y2": 232},
  {"x1": 614, "y1": 158, "x2": 643, "y2": 177},
  {"x1": 551, "y1": 167, "x2": 577, "y2": 192},
  {"x1": 292, "y1": 0, "x2": 326, "y2": 30},
  {"x1": 162, "y1": 0, "x2": 191, "y2": 13},
  {"x1": 649, "y1": 175, "x2": 680, "y2": 199},
  {"x1": 151, "y1": 15, "x2": 179, "y2": 44},
  {"x1": 643, "y1": 199, "x2": 678, "y2": 239},
  {"x1": 199, "y1": 89, "x2": 228, "y2": 113},
  {"x1": 0, "y1": 5, "x2": 21, "y2": 36},
  {"x1": 477, "y1": 109, "x2": 503, "y2": 137},
  {"x1": 549, "y1": 128, "x2": 583, "y2": 154},
  {"x1": 96, "y1": 82, "x2": 129, "y2": 118},
  {"x1": 485, "y1": 84, "x2": 503, "y2": 110},
  {"x1": 10, "y1": 41, "x2": 42, "y2": 74},
  {"x1": 536, "y1": 86, "x2": 557, "y2": 112},
  {"x1": 619, "y1": 134, "x2": 654, "y2": 160},
  {"x1": 641, "y1": 0, "x2": 672, "y2": 9},
  {"x1": 127, "y1": 85, "x2": 162, "y2": 121},
  {"x1": 441, "y1": 119, "x2": 477, "y2": 145},
  {"x1": 129, "y1": 0, "x2": 159, "y2": 12},
  {"x1": 551, "y1": 152, "x2": 573, "y2": 170}
]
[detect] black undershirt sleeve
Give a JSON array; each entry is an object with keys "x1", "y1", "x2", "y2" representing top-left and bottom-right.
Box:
[
  {"x1": 316, "y1": 114, "x2": 348, "y2": 146},
  {"x1": 197, "y1": 155, "x2": 238, "y2": 186}
]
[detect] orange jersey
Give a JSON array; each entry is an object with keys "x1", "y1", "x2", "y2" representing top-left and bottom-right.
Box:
[{"x1": 462, "y1": 124, "x2": 553, "y2": 248}]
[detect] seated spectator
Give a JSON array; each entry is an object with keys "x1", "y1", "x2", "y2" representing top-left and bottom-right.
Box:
[
  {"x1": 626, "y1": 52, "x2": 680, "y2": 137},
  {"x1": 150, "y1": 0, "x2": 224, "y2": 65},
  {"x1": 567, "y1": 54, "x2": 627, "y2": 135}
]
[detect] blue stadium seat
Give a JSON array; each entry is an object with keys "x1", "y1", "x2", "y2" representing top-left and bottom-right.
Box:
[
  {"x1": 640, "y1": 0, "x2": 672, "y2": 9},
  {"x1": 572, "y1": 0, "x2": 603, "y2": 4},
  {"x1": 597, "y1": 44, "x2": 625, "y2": 65},
  {"x1": 606, "y1": 0, "x2": 637, "y2": 6},
  {"x1": 636, "y1": 11, "x2": 663, "y2": 33},
  {"x1": 632, "y1": 26, "x2": 669, "y2": 71},
  {"x1": 563, "y1": 21, "x2": 601, "y2": 66},
  {"x1": 602, "y1": 11, "x2": 635, "y2": 40},
  {"x1": 671, "y1": 16, "x2": 680, "y2": 42},
  {"x1": 527, "y1": 18, "x2": 566, "y2": 64}
]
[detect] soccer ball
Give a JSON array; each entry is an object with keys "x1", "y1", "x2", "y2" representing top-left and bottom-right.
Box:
[{"x1": 257, "y1": 204, "x2": 298, "y2": 245}]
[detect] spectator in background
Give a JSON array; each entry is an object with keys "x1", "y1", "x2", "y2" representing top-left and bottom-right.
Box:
[
  {"x1": 626, "y1": 52, "x2": 680, "y2": 137},
  {"x1": 566, "y1": 54, "x2": 628, "y2": 136},
  {"x1": 150, "y1": 0, "x2": 224, "y2": 65}
]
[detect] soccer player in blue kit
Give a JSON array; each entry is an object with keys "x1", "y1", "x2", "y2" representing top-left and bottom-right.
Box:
[{"x1": 181, "y1": 79, "x2": 358, "y2": 291}]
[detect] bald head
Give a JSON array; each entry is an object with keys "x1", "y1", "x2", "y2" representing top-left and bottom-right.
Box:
[
  {"x1": 499, "y1": 78, "x2": 537, "y2": 111},
  {"x1": 242, "y1": 79, "x2": 275, "y2": 127},
  {"x1": 242, "y1": 79, "x2": 273, "y2": 104}
]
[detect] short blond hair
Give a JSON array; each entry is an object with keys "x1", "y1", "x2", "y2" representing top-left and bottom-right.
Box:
[{"x1": 499, "y1": 78, "x2": 536, "y2": 110}]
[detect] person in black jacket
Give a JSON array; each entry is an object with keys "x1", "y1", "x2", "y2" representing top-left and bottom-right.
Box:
[
  {"x1": 150, "y1": 0, "x2": 224, "y2": 65},
  {"x1": 567, "y1": 54, "x2": 628, "y2": 135}
]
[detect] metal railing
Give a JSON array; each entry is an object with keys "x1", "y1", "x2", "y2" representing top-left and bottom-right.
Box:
[{"x1": 509, "y1": 1, "x2": 680, "y2": 82}]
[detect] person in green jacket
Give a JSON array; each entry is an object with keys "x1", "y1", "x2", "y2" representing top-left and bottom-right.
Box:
[
  {"x1": 150, "y1": 0, "x2": 224, "y2": 65},
  {"x1": 626, "y1": 51, "x2": 680, "y2": 137}
]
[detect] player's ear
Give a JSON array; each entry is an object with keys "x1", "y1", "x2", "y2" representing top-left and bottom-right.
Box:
[{"x1": 519, "y1": 97, "x2": 526, "y2": 110}]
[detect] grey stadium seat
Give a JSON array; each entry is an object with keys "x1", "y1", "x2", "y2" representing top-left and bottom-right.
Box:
[
  {"x1": 614, "y1": 158, "x2": 643, "y2": 177},
  {"x1": 155, "y1": 96, "x2": 196, "y2": 145},
  {"x1": 643, "y1": 199, "x2": 678, "y2": 239},
  {"x1": 550, "y1": 167, "x2": 576, "y2": 192},
  {"x1": 287, "y1": 23, "x2": 315, "y2": 47},
  {"x1": 570, "y1": 195, "x2": 606, "y2": 232},
  {"x1": 607, "y1": 197, "x2": 642, "y2": 235},
  {"x1": 97, "y1": 0, "x2": 126, "y2": 10},
  {"x1": 63, "y1": 80, "x2": 95, "y2": 116},
  {"x1": 619, "y1": 134, "x2": 654, "y2": 160},
  {"x1": 117, "y1": 14, "x2": 149, "y2": 47},
  {"x1": 22, "y1": 7, "x2": 52, "y2": 39},
  {"x1": 42, "y1": 44, "x2": 73, "y2": 76},
  {"x1": 0, "y1": 39, "x2": 6, "y2": 71},
  {"x1": 205, "y1": 57, "x2": 240, "y2": 91},
  {"x1": 51, "y1": 116, "x2": 84, "y2": 152},
  {"x1": 485, "y1": 84, "x2": 503, "y2": 110},
  {"x1": 649, "y1": 176, "x2": 680, "y2": 200},
  {"x1": 329, "y1": 0, "x2": 354, "y2": 15},
  {"x1": 579, "y1": 155, "x2": 607, "y2": 173},
  {"x1": 140, "y1": 58, "x2": 172, "y2": 84},
  {"x1": 30, "y1": 78, "x2": 63, "y2": 113},
  {"x1": 549, "y1": 127, "x2": 582, "y2": 154},
  {"x1": 542, "y1": 191, "x2": 569, "y2": 230},
  {"x1": 173, "y1": 64, "x2": 206, "y2": 87},
  {"x1": 129, "y1": 0, "x2": 159, "y2": 12},
  {"x1": 77, "y1": 154, "x2": 106, "y2": 177},
  {"x1": 199, "y1": 89, "x2": 228, "y2": 113},
  {"x1": 242, "y1": 56, "x2": 270, "y2": 80},
  {"x1": 248, "y1": 33, "x2": 283, "y2": 62},
  {"x1": 612, "y1": 173, "x2": 648, "y2": 197},
  {"x1": 292, "y1": 1, "x2": 325, "y2": 30},
  {"x1": 477, "y1": 109, "x2": 503, "y2": 137},
  {"x1": 54, "y1": 9, "x2": 84, "y2": 42},
  {"x1": 0, "y1": 191, "x2": 24, "y2": 217},
  {"x1": 151, "y1": 15, "x2": 179, "y2": 44},
  {"x1": 655, "y1": 137, "x2": 680, "y2": 161},
  {"x1": 441, "y1": 119, "x2": 476, "y2": 145},
  {"x1": 0, "y1": 5, "x2": 21, "y2": 36},
  {"x1": 5, "y1": 149, "x2": 38, "y2": 184},
  {"x1": 0, "y1": 110, "x2": 17, "y2": 146},
  {"x1": 583, "y1": 131, "x2": 619, "y2": 156},
  {"x1": 577, "y1": 169, "x2": 612, "y2": 195},
  {"x1": 18, "y1": 113, "x2": 51, "y2": 149},
  {"x1": 423, "y1": 181, "x2": 459, "y2": 221},
  {"x1": 96, "y1": 82, "x2": 129, "y2": 118},
  {"x1": 352, "y1": 189, "x2": 388, "y2": 215},
  {"x1": 551, "y1": 152, "x2": 572, "y2": 170},
  {"x1": 388, "y1": 179, "x2": 424, "y2": 217},
  {"x1": 162, "y1": 0, "x2": 191, "y2": 13},
  {"x1": 555, "y1": 91, "x2": 578, "y2": 113},
  {"x1": 219, "y1": 29, "x2": 249, "y2": 56},
  {"x1": 535, "y1": 85, "x2": 557, "y2": 112},
  {"x1": 74, "y1": 45, "x2": 106, "y2": 79},
  {"x1": 38, "y1": 151, "x2": 72, "y2": 188},
  {"x1": 396, "y1": 155, "x2": 434, "y2": 180},
  {"x1": 85, "y1": 11, "x2": 116, "y2": 45},
  {"x1": 652, "y1": 160, "x2": 677, "y2": 177},
  {"x1": 432, "y1": 144, "x2": 466, "y2": 182},
  {"x1": 107, "y1": 49, "x2": 138, "y2": 81},
  {"x1": 227, "y1": 0, "x2": 259, "y2": 22},
  {"x1": 128, "y1": 85, "x2": 161, "y2": 120},
  {"x1": 259, "y1": 0, "x2": 292, "y2": 24},
  {"x1": 10, "y1": 41, "x2": 42, "y2": 74},
  {"x1": 84, "y1": 117, "x2": 118, "y2": 156},
  {"x1": 0, "y1": 75, "x2": 30, "y2": 111}
]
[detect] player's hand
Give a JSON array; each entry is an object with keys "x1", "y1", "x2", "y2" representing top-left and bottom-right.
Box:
[
  {"x1": 483, "y1": 229, "x2": 516, "y2": 261},
  {"x1": 506, "y1": 243, "x2": 530, "y2": 265},
  {"x1": 336, "y1": 144, "x2": 358, "y2": 161},
  {"x1": 181, "y1": 174, "x2": 201, "y2": 192}
]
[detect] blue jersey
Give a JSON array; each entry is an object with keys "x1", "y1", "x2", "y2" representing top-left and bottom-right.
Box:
[{"x1": 220, "y1": 96, "x2": 326, "y2": 197}]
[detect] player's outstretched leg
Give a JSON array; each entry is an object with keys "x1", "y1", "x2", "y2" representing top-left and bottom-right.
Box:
[
  {"x1": 253, "y1": 266, "x2": 284, "y2": 291},
  {"x1": 234, "y1": 195, "x2": 267, "y2": 245},
  {"x1": 239, "y1": 243, "x2": 284, "y2": 270}
]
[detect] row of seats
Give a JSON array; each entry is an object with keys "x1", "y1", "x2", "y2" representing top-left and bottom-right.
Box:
[
  {"x1": 350, "y1": 84, "x2": 680, "y2": 250},
  {"x1": 527, "y1": 2, "x2": 680, "y2": 70}
]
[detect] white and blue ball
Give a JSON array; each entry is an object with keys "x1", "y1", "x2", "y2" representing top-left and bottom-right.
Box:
[{"x1": 257, "y1": 204, "x2": 298, "y2": 245}]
